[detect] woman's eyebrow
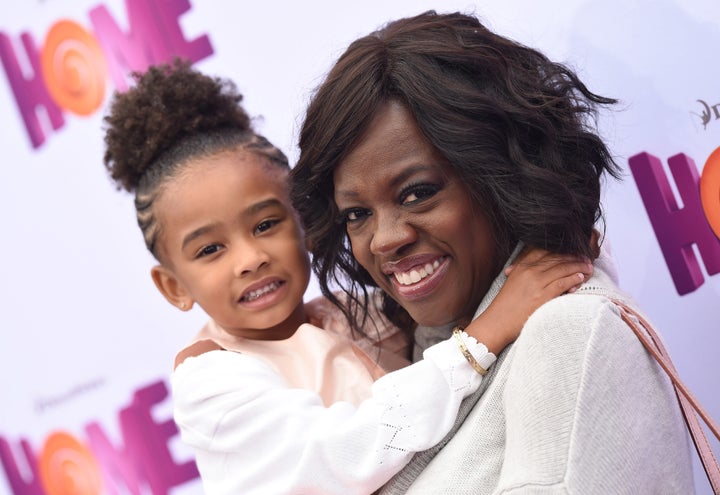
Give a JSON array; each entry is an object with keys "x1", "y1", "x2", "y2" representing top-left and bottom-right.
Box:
[
  {"x1": 336, "y1": 164, "x2": 435, "y2": 200},
  {"x1": 386, "y1": 164, "x2": 434, "y2": 188}
]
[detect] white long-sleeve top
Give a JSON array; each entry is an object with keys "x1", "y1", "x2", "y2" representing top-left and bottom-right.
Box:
[
  {"x1": 171, "y1": 321, "x2": 495, "y2": 495},
  {"x1": 380, "y1": 244, "x2": 695, "y2": 495}
]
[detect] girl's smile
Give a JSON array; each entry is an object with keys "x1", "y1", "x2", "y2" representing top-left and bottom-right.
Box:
[
  {"x1": 151, "y1": 149, "x2": 311, "y2": 340},
  {"x1": 238, "y1": 277, "x2": 287, "y2": 307}
]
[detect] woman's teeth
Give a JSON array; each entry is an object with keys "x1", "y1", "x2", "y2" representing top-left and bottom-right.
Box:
[
  {"x1": 242, "y1": 281, "x2": 280, "y2": 301},
  {"x1": 393, "y1": 259, "x2": 441, "y2": 286}
]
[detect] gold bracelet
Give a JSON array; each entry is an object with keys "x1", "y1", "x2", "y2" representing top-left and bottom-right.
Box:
[{"x1": 452, "y1": 326, "x2": 489, "y2": 376}]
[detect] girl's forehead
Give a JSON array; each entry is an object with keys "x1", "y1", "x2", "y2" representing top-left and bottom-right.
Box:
[
  {"x1": 179, "y1": 149, "x2": 288, "y2": 183},
  {"x1": 157, "y1": 151, "x2": 288, "y2": 212}
]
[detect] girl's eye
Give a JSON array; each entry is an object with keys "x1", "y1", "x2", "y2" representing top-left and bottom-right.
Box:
[
  {"x1": 256, "y1": 219, "x2": 279, "y2": 234},
  {"x1": 196, "y1": 244, "x2": 221, "y2": 258},
  {"x1": 341, "y1": 208, "x2": 371, "y2": 224},
  {"x1": 400, "y1": 183, "x2": 440, "y2": 205}
]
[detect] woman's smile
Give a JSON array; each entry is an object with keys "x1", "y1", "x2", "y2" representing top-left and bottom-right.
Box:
[
  {"x1": 334, "y1": 101, "x2": 498, "y2": 327},
  {"x1": 384, "y1": 255, "x2": 449, "y2": 302},
  {"x1": 391, "y1": 257, "x2": 443, "y2": 286}
]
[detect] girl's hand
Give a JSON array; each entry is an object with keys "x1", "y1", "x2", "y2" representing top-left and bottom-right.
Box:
[{"x1": 464, "y1": 248, "x2": 593, "y2": 355}]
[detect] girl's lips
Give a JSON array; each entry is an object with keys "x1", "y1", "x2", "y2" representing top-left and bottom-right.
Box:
[
  {"x1": 388, "y1": 256, "x2": 449, "y2": 302},
  {"x1": 240, "y1": 280, "x2": 282, "y2": 302},
  {"x1": 238, "y1": 278, "x2": 287, "y2": 308}
]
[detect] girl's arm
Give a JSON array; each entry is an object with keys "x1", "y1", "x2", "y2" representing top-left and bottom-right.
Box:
[
  {"x1": 172, "y1": 337, "x2": 487, "y2": 495},
  {"x1": 463, "y1": 248, "x2": 592, "y2": 355},
  {"x1": 172, "y1": 249, "x2": 592, "y2": 495}
]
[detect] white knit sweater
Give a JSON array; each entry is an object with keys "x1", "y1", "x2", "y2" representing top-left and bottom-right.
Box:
[
  {"x1": 380, "y1": 246, "x2": 695, "y2": 494},
  {"x1": 172, "y1": 323, "x2": 495, "y2": 494}
]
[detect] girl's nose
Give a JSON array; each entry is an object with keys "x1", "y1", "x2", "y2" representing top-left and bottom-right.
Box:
[{"x1": 233, "y1": 243, "x2": 270, "y2": 277}]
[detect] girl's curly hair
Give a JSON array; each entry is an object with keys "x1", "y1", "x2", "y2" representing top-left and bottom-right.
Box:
[{"x1": 103, "y1": 59, "x2": 288, "y2": 260}]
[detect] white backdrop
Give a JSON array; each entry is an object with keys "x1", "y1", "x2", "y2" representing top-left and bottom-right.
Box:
[{"x1": 1, "y1": 1, "x2": 718, "y2": 494}]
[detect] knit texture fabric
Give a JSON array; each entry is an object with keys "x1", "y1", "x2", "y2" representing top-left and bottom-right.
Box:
[{"x1": 380, "y1": 244, "x2": 694, "y2": 495}]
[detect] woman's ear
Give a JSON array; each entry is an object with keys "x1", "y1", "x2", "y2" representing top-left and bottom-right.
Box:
[{"x1": 151, "y1": 265, "x2": 194, "y2": 311}]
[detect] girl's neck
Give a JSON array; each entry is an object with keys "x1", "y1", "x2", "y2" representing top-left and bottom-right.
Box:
[{"x1": 223, "y1": 302, "x2": 309, "y2": 341}]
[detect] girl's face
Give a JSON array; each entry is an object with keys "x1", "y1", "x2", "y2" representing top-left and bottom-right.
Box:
[
  {"x1": 152, "y1": 150, "x2": 310, "y2": 340},
  {"x1": 334, "y1": 101, "x2": 499, "y2": 327}
]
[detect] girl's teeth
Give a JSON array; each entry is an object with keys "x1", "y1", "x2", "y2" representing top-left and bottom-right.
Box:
[
  {"x1": 394, "y1": 259, "x2": 441, "y2": 286},
  {"x1": 243, "y1": 282, "x2": 279, "y2": 301}
]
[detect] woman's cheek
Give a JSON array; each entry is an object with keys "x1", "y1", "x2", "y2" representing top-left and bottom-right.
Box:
[{"x1": 348, "y1": 235, "x2": 377, "y2": 278}]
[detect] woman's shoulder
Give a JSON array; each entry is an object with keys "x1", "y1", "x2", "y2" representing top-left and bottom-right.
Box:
[
  {"x1": 520, "y1": 245, "x2": 637, "y2": 345},
  {"x1": 514, "y1": 287, "x2": 664, "y2": 383},
  {"x1": 519, "y1": 291, "x2": 634, "y2": 350}
]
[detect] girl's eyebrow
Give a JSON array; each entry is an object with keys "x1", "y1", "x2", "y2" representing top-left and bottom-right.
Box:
[
  {"x1": 246, "y1": 198, "x2": 284, "y2": 216},
  {"x1": 181, "y1": 198, "x2": 286, "y2": 250},
  {"x1": 182, "y1": 223, "x2": 218, "y2": 250}
]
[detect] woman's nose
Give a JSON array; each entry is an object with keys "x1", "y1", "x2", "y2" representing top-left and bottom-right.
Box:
[
  {"x1": 233, "y1": 243, "x2": 270, "y2": 277},
  {"x1": 369, "y1": 211, "x2": 417, "y2": 256}
]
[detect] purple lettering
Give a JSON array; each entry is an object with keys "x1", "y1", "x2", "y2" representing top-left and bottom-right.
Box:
[
  {"x1": 0, "y1": 436, "x2": 45, "y2": 495},
  {"x1": 119, "y1": 381, "x2": 198, "y2": 494},
  {"x1": 629, "y1": 152, "x2": 720, "y2": 295},
  {"x1": 89, "y1": 0, "x2": 213, "y2": 92},
  {"x1": 0, "y1": 32, "x2": 65, "y2": 149},
  {"x1": 149, "y1": 0, "x2": 213, "y2": 62},
  {"x1": 88, "y1": 3, "x2": 151, "y2": 92},
  {"x1": 85, "y1": 422, "x2": 142, "y2": 495},
  {"x1": 0, "y1": 379, "x2": 197, "y2": 494}
]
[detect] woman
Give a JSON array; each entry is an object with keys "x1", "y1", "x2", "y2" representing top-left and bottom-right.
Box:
[{"x1": 290, "y1": 10, "x2": 694, "y2": 495}]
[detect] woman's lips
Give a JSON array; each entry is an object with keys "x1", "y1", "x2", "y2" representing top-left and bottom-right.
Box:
[
  {"x1": 392, "y1": 258, "x2": 442, "y2": 285},
  {"x1": 388, "y1": 256, "x2": 449, "y2": 301}
]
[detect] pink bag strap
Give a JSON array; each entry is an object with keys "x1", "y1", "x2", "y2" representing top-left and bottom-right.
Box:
[{"x1": 611, "y1": 298, "x2": 720, "y2": 494}]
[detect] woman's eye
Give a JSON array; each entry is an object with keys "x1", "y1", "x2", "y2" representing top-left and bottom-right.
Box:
[
  {"x1": 401, "y1": 184, "x2": 440, "y2": 205},
  {"x1": 342, "y1": 208, "x2": 370, "y2": 224}
]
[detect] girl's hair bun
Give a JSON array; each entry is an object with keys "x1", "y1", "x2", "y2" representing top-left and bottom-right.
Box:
[{"x1": 103, "y1": 59, "x2": 251, "y2": 192}]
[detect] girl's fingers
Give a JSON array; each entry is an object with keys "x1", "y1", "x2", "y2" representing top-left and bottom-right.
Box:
[
  {"x1": 508, "y1": 256, "x2": 592, "y2": 280},
  {"x1": 553, "y1": 272, "x2": 587, "y2": 294}
]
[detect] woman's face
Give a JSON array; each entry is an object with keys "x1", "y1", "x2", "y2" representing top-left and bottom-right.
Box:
[{"x1": 333, "y1": 101, "x2": 499, "y2": 327}]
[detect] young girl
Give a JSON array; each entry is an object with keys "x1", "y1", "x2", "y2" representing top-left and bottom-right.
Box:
[{"x1": 102, "y1": 60, "x2": 593, "y2": 495}]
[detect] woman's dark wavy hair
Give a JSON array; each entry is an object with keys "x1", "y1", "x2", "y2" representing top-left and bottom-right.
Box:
[
  {"x1": 290, "y1": 10, "x2": 621, "y2": 333},
  {"x1": 103, "y1": 59, "x2": 288, "y2": 261}
]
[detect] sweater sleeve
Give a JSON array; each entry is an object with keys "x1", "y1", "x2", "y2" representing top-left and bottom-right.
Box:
[{"x1": 171, "y1": 335, "x2": 495, "y2": 495}]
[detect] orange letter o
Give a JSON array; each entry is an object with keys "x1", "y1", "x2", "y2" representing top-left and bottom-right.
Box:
[
  {"x1": 41, "y1": 20, "x2": 108, "y2": 116},
  {"x1": 700, "y1": 146, "x2": 720, "y2": 240},
  {"x1": 39, "y1": 431, "x2": 104, "y2": 495}
]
